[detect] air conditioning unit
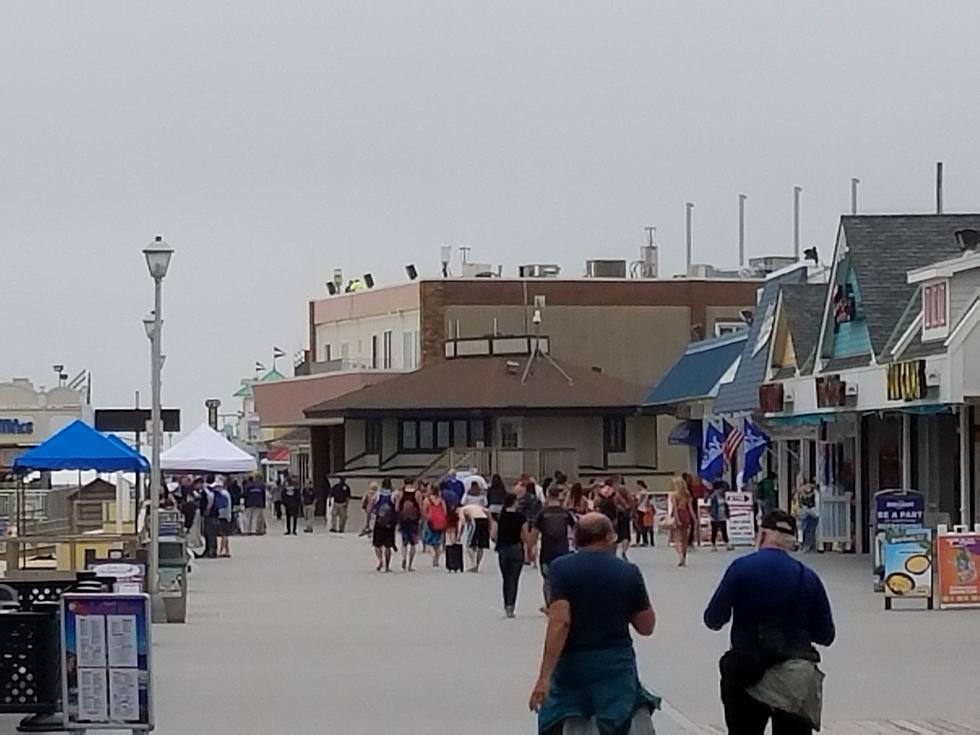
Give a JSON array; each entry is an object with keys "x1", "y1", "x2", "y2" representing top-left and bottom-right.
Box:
[
  {"x1": 926, "y1": 368, "x2": 941, "y2": 387},
  {"x1": 845, "y1": 382, "x2": 859, "y2": 397},
  {"x1": 461, "y1": 262, "x2": 500, "y2": 278},
  {"x1": 519, "y1": 263, "x2": 561, "y2": 278},
  {"x1": 585, "y1": 259, "x2": 627, "y2": 278}
]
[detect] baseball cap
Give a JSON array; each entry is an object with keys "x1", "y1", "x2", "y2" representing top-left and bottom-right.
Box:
[{"x1": 760, "y1": 510, "x2": 797, "y2": 536}]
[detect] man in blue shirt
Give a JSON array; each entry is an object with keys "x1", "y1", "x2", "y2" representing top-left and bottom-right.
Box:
[
  {"x1": 530, "y1": 513, "x2": 660, "y2": 734},
  {"x1": 704, "y1": 510, "x2": 835, "y2": 734}
]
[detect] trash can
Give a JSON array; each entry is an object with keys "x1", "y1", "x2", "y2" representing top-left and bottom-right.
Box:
[{"x1": 158, "y1": 536, "x2": 188, "y2": 624}]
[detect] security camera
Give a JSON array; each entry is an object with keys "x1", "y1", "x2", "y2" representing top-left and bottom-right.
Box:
[{"x1": 532, "y1": 309, "x2": 543, "y2": 325}]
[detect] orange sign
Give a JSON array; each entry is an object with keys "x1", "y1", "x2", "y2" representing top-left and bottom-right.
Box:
[{"x1": 936, "y1": 532, "x2": 980, "y2": 608}]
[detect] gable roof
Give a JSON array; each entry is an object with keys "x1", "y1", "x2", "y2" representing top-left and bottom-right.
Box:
[
  {"x1": 644, "y1": 332, "x2": 747, "y2": 408},
  {"x1": 778, "y1": 283, "x2": 826, "y2": 375},
  {"x1": 839, "y1": 214, "x2": 980, "y2": 358},
  {"x1": 304, "y1": 356, "x2": 647, "y2": 417},
  {"x1": 714, "y1": 266, "x2": 809, "y2": 414}
]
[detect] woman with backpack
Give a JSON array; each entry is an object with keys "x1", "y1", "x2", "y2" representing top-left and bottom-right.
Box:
[
  {"x1": 422, "y1": 484, "x2": 448, "y2": 567},
  {"x1": 396, "y1": 478, "x2": 422, "y2": 572},
  {"x1": 370, "y1": 479, "x2": 397, "y2": 572}
]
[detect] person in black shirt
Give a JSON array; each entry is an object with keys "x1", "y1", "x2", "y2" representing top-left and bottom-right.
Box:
[
  {"x1": 329, "y1": 477, "x2": 352, "y2": 533},
  {"x1": 532, "y1": 486, "x2": 576, "y2": 610},
  {"x1": 487, "y1": 474, "x2": 508, "y2": 519},
  {"x1": 493, "y1": 493, "x2": 526, "y2": 618},
  {"x1": 281, "y1": 477, "x2": 302, "y2": 535}
]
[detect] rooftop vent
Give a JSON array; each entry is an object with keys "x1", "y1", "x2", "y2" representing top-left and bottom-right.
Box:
[
  {"x1": 519, "y1": 264, "x2": 561, "y2": 278},
  {"x1": 954, "y1": 229, "x2": 980, "y2": 252},
  {"x1": 585, "y1": 259, "x2": 627, "y2": 278}
]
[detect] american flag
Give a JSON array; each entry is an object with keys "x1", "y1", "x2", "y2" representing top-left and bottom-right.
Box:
[{"x1": 723, "y1": 423, "x2": 744, "y2": 465}]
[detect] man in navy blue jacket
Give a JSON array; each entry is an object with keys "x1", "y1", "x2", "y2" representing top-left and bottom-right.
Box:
[{"x1": 704, "y1": 510, "x2": 835, "y2": 734}]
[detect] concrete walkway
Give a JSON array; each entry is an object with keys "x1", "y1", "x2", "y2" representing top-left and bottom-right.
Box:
[{"x1": 6, "y1": 527, "x2": 977, "y2": 733}]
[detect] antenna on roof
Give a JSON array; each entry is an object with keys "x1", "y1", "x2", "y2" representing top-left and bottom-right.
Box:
[
  {"x1": 520, "y1": 307, "x2": 573, "y2": 386},
  {"x1": 851, "y1": 178, "x2": 860, "y2": 215},
  {"x1": 738, "y1": 194, "x2": 747, "y2": 267},
  {"x1": 793, "y1": 186, "x2": 802, "y2": 260},
  {"x1": 936, "y1": 161, "x2": 944, "y2": 214}
]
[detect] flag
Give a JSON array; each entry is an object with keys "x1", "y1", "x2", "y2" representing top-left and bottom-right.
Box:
[
  {"x1": 700, "y1": 416, "x2": 725, "y2": 481},
  {"x1": 254, "y1": 361, "x2": 266, "y2": 373},
  {"x1": 273, "y1": 347, "x2": 286, "y2": 359},
  {"x1": 741, "y1": 418, "x2": 770, "y2": 480},
  {"x1": 723, "y1": 420, "x2": 744, "y2": 465}
]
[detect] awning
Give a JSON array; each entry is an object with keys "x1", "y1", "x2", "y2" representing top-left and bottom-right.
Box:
[
  {"x1": 767, "y1": 412, "x2": 840, "y2": 426},
  {"x1": 644, "y1": 333, "x2": 747, "y2": 408},
  {"x1": 13, "y1": 420, "x2": 150, "y2": 473}
]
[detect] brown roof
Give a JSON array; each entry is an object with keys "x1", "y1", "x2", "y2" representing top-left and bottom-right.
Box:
[
  {"x1": 253, "y1": 371, "x2": 401, "y2": 427},
  {"x1": 304, "y1": 356, "x2": 646, "y2": 417}
]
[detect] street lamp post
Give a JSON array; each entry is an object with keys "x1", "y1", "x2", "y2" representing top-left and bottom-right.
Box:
[{"x1": 142, "y1": 235, "x2": 173, "y2": 622}]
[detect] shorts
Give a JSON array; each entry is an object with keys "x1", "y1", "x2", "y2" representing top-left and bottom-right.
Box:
[
  {"x1": 422, "y1": 526, "x2": 444, "y2": 548},
  {"x1": 218, "y1": 519, "x2": 233, "y2": 537},
  {"x1": 616, "y1": 516, "x2": 631, "y2": 543},
  {"x1": 470, "y1": 518, "x2": 490, "y2": 549},
  {"x1": 372, "y1": 525, "x2": 397, "y2": 549},
  {"x1": 400, "y1": 520, "x2": 420, "y2": 545}
]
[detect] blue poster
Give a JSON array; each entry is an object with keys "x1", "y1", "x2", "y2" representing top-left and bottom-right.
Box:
[
  {"x1": 875, "y1": 489, "x2": 925, "y2": 526},
  {"x1": 61, "y1": 593, "x2": 153, "y2": 730}
]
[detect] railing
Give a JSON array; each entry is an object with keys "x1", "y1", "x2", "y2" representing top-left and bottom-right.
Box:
[
  {"x1": 817, "y1": 492, "x2": 853, "y2": 550},
  {"x1": 417, "y1": 447, "x2": 578, "y2": 483}
]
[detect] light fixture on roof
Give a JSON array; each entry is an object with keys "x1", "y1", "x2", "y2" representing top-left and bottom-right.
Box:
[
  {"x1": 326, "y1": 281, "x2": 338, "y2": 296},
  {"x1": 803, "y1": 247, "x2": 819, "y2": 265},
  {"x1": 363, "y1": 273, "x2": 375, "y2": 289},
  {"x1": 406, "y1": 264, "x2": 418, "y2": 281}
]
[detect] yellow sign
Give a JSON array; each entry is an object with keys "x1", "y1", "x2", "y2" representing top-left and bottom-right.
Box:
[{"x1": 887, "y1": 360, "x2": 926, "y2": 401}]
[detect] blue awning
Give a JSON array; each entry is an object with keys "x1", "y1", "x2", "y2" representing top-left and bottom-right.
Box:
[
  {"x1": 645, "y1": 333, "x2": 747, "y2": 408},
  {"x1": 13, "y1": 420, "x2": 150, "y2": 473}
]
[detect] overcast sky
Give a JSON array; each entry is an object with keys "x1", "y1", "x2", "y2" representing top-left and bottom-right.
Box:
[{"x1": 2, "y1": 1, "x2": 979, "y2": 427}]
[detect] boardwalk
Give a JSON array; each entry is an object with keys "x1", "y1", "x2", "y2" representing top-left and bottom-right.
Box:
[{"x1": 5, "y1": 529, "x2": 977, "y2": 733}]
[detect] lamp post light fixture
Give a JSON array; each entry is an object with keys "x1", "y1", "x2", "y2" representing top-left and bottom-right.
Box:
[{"x1": 142, "y1": 235, "x2": 173, "y2": 622}]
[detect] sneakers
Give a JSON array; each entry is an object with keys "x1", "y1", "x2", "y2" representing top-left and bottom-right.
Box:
[{"x1": 505, "y1": 606, "x2": 516, "y2": 619}]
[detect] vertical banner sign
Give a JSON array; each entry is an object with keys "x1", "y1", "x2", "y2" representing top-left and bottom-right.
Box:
[
  {"x1": 873, "y1": 489, "x2": 925, "y2": 591},
  {"x1": 725, "y1": 491, "x2": 756, "y2": 546},
  {"x1": 205, "y1": 399, "x2": 221, "y2": 430},
  {"x1": 936, "y1": 529, "x2": 980, "y2": 609},
  {"x1": 61, "y1": 593, "x2": 154, "y2": 731},
  {"x1": 882, "y1": 528, "x2": 933, "y2": 601}
]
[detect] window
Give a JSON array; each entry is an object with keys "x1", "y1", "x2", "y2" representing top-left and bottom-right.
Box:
[
  {"x1": 365, "y1": 420, "x2": 382, "y2": 454},
  {"x1": 714, "y1": 321, "x2": 747, "y2": 337},
  {"x1": 603, "y1": 417, "x2": 627, "y2": 454},
  {"x1": 401, "y1": 421, "x2": 417, "y2": 450},
  {"x1": 402, "y1": 332, "x2": 415, "y2": 370},
  {"x1": 500, "y1": 421, "x2": 520, "y2": 449},
  {"x1": 383, "y1": 331, "x2": 393, "y2": 369},
  {"x1": 340, "y1": 342, "x2": 350, "y2": 360},
  {"x1": 371, "y1": 335, "x2": 379, "y2": 369},
  {"x1": 320, "y1": 343, "x2": 331, "y2": 362},
  {"x1": 923, "y1": 281, "x2": 948, "y2": 329},
  {"x1": 399, "y1": 419, "x2": 453, "y2": 451}
]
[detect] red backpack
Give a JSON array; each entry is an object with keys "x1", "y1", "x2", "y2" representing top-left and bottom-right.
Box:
[{"x1": 428, "y1": 501, "x2": 448, "y2": 531}]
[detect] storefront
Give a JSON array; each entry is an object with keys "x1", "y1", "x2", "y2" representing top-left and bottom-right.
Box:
[{"x1": 0, "y1": 379, "x2": 92, "y2": 475}]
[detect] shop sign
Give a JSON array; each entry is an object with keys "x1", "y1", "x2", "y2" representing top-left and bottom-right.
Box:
[
  {"x1": 883, "y1": 527, "x2": 933, "y2": 600},
  {"x1": 758, "y1": 383, "x2": 784, "y2": 413},
  {"x1": 887, "y1": 359, "x2": 927, "y2": 401},
  {"x1": 936, "y1": 529, "x2": 980, "y2": 609},
  {"x1": 0, "y1": 418, "x2": 33, "y2": 435},
  {"x1": 725, "y1": 491, "x2": 756, "y2": 546},
  {"x1": 873, "y1": 489, "x2": 925, "y2": 591},
  {"x1": 815, "y1": 374, "x2": 846, "y2": 408}
]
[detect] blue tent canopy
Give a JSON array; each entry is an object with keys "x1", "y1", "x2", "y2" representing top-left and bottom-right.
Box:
[{"x1": 13, "y1": 419, "x2": 150, "y2": 473}]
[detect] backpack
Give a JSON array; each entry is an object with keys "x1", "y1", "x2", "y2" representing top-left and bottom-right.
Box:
[
  {"x1": 212, "y1": 489, "x2": 231, "y2": 521},
  {"x1": 598, "y1": 493, "x2": 618, "y2": 522},
  {"x1": 399, "y1": 493, "x2": 420, "y2": 522},
  {"x1": 375, "y1": 494, "x2": 397, "y2": 528},
  {"x1": 428, "y1": 501, "x2": 448, "y2": 531}
]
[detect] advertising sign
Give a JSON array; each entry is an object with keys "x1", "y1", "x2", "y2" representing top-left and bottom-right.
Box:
[
  {"x1": 725, "y1": 491, "x2": 756, "y2": 546},
  {"x1": 61, "y1": 593, "x2": 154, "y2": 731},
  {"x1": 873, "y1": 489, "x2": 925, "y2": 591},
  {"x1": 936, "y1": 529, "x2": 980, "y2": 609},
  {"x1": 883, "y1": 528, "x2": 933, "y2": 604},
  {"x1": 886, "y1": 359, "x2": 927, "y2": 401}
]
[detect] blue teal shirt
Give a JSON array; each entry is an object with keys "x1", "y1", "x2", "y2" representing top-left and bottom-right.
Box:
[{"x1": 704, "y1": 548, "x2": 835, "y2": 651}]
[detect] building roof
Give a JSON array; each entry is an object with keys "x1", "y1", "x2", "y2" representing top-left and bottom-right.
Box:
[
  {"x1": 254, "y1": 371, "x2": 402, "y2": 427},
  {"x1": 233, "y1": 369, "x2": 285, "y2": 399},
  {"x1": 714, "y1": 266, "x2": 809, "y2": 414},
  {"x1": 839, "y1": 214, "x2": 980, "y2": 358},
  {"x1": 779, "y1": 283, "x2": 826, "y2": 375},
  {"x1": 643, "y1": 332, "x2": 747, "y2": 408},
  {"x1": 304, "y1": 356, "x2": 647, "y2": 417}
]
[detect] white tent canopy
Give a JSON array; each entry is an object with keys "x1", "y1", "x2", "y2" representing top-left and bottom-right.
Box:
[{"x1": 160, "y1": 423, "x2": 257, "y2": 473}]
